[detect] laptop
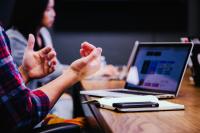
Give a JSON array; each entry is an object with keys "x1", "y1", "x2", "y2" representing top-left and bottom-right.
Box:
[{"x1": 81, "y1": 41, "x2": 193, "y2": 99}]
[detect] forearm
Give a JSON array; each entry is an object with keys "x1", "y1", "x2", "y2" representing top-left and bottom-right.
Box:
[{"x1": 38, "y1": 67, "x2": 79, "y2": 108}]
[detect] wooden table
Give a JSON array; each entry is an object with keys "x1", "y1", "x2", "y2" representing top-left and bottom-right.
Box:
[{"x1": 81, "y1": 69, "x2": 200, "y2": 133}]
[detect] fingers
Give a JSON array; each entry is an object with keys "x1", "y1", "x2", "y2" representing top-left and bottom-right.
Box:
[
  {"x1": 72, "y1": 47, "x2": 102, "y2": 69},
  {"x1": 46, "y1": 50, "x2": 57, "y2": 66},
  {"x1": 46, "y1": 50, "x2": 56, "y2": 60},
  {"x1": 84, "y1": 47, "x2": 102, "y2": 63},
  {"x1": 48, "y1": 62, "x2": 56, "y2": 74},
  {"x1": 70, "y1": 46, "x2": 102, "y2": 79},
  {"x1": 81, "y1": 42, "x2": 96, "y2": 51},
  {"x1": 27, "y1": 34, "x2": 35, "y2": 50},
  {"x1": 80, "y1": 42, "x2": 96, "y2": 57},
  {"x1": 44, "y1": 59, "x2": 49, "y2": 74},
  {"x1": 80, "y1": 49, "x2": 86, "y2": 57},
  {"x1": 44, "y1": 57, "x2": 56, "y2": 74},
  {"x1": 39, "y1": 46, "x2": 57, "y2": 72},
  {"x1": 49, "y1": 58, "x2": 57, "y2": 68},
  {"x1": 48, "y1": 66, "x2": 55, "y2": 73},
  {"x1": 39, "y1": 46, "x2": 52, "y2": 57}
]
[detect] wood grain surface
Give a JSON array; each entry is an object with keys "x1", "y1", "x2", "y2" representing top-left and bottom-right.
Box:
[{"x1": 82, "y1": 69, "x2": 200, "y2": 133}]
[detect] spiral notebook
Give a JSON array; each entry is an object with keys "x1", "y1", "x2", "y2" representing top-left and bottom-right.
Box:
[{"x1": 85, "y1": 95, "x2": 185, "y2": 112}]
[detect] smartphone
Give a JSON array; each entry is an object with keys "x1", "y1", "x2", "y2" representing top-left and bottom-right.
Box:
[{"x1": 112, "y1": 102, "x2": 159, "y2": 108}]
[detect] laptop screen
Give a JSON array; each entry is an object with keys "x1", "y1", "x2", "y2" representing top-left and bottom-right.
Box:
[{"x1": 125, "y1": 42, "x2": 192, "y2": 94}]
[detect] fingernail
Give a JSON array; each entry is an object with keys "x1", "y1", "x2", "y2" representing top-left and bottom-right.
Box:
[{"x1": 97, "y1": 47, "x2": 102, "y2": 53}]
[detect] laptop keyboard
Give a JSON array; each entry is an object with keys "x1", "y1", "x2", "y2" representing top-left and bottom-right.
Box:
[{"x1": 111, "y1": 90, "x2": 161, "y2": 95}]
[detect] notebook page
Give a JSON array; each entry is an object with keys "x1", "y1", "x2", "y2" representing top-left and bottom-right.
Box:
[{"x1": 97, "y1": 95, "x2": 159, "y2": 107}]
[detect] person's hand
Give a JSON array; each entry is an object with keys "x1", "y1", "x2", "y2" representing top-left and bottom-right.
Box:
[
  {"x1": 22, "y1": 34, "x2": 57, "y2": 79},
  {"x1": 68, "y1": 42, "x2": 102, "y2": 80}
]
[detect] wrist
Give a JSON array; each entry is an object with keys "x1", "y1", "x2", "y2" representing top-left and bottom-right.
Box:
[
  {"x1": 63, "y1": 67, "x2": 80, "y2": 83},
  {"x1": 19, "y1": 65, "x2": 30, "y2": 84}
]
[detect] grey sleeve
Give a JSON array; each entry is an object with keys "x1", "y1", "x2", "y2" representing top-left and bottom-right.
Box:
[{"x1": 9, "y1": 37, "x2": 26, "y2": 67}]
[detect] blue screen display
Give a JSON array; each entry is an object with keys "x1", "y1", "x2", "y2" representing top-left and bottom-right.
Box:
[{"x1": 126, "y1": 45, "x2": 190, "y2": 92}]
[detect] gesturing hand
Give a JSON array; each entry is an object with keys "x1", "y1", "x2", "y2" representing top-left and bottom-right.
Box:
[
  {"x1": 22, "y1": 34, "x2": 57, "y2": 79},
  {"x1": 69, "y1": 42, "x2": 102, "y2": 80}
]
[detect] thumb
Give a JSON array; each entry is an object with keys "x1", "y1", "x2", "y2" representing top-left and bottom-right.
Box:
[{"x1": 27, "y1": 34, "x2": 35, "y2": 50}]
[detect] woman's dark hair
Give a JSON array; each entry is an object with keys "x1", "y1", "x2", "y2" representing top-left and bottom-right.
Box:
[{"x1": 9, "y1": 0, "x2": 49, "y2": 39}]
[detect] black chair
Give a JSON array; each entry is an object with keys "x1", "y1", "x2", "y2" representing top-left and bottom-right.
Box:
[
  {"x1": 66, "y1": 82, "x2": 84, "y2": 117},
  {"x1": 190, "y1": 44, "x2": 200, "y2": 86},
  {"x1": 13, "y1": 123, "x2": 81, "y2": 133},
  {"x1": 31, "y1": 123, "x2": 81, "y2": 133},
  {"x1": 181, "y1": 37, "x2": 200, "y2": 87}
]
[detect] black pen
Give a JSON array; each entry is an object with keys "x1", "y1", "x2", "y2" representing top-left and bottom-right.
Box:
[
  {"x1": 112, "y1": 101, "x2": 159, "y2": 108},
  {"x1": 82, "y1": 99, "x2": 97, "y2": 104}
]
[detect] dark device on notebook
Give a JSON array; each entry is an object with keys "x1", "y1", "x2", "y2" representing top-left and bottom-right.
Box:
[{"x1": 112, "y1": 102, "x2": 159, "y2": 108}]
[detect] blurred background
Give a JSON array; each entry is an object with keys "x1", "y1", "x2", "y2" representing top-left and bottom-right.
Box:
[{"x1": 0, "y1": 0, "x2": 200, "y2": 65}]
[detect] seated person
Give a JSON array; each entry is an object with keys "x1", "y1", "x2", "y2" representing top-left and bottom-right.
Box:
[
  {"x1": 7, "y1": 0, "x2": 72, "y2": 118},
  {"x1": 0, "y1": 26, "x2": 102, "y2": 132}
]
